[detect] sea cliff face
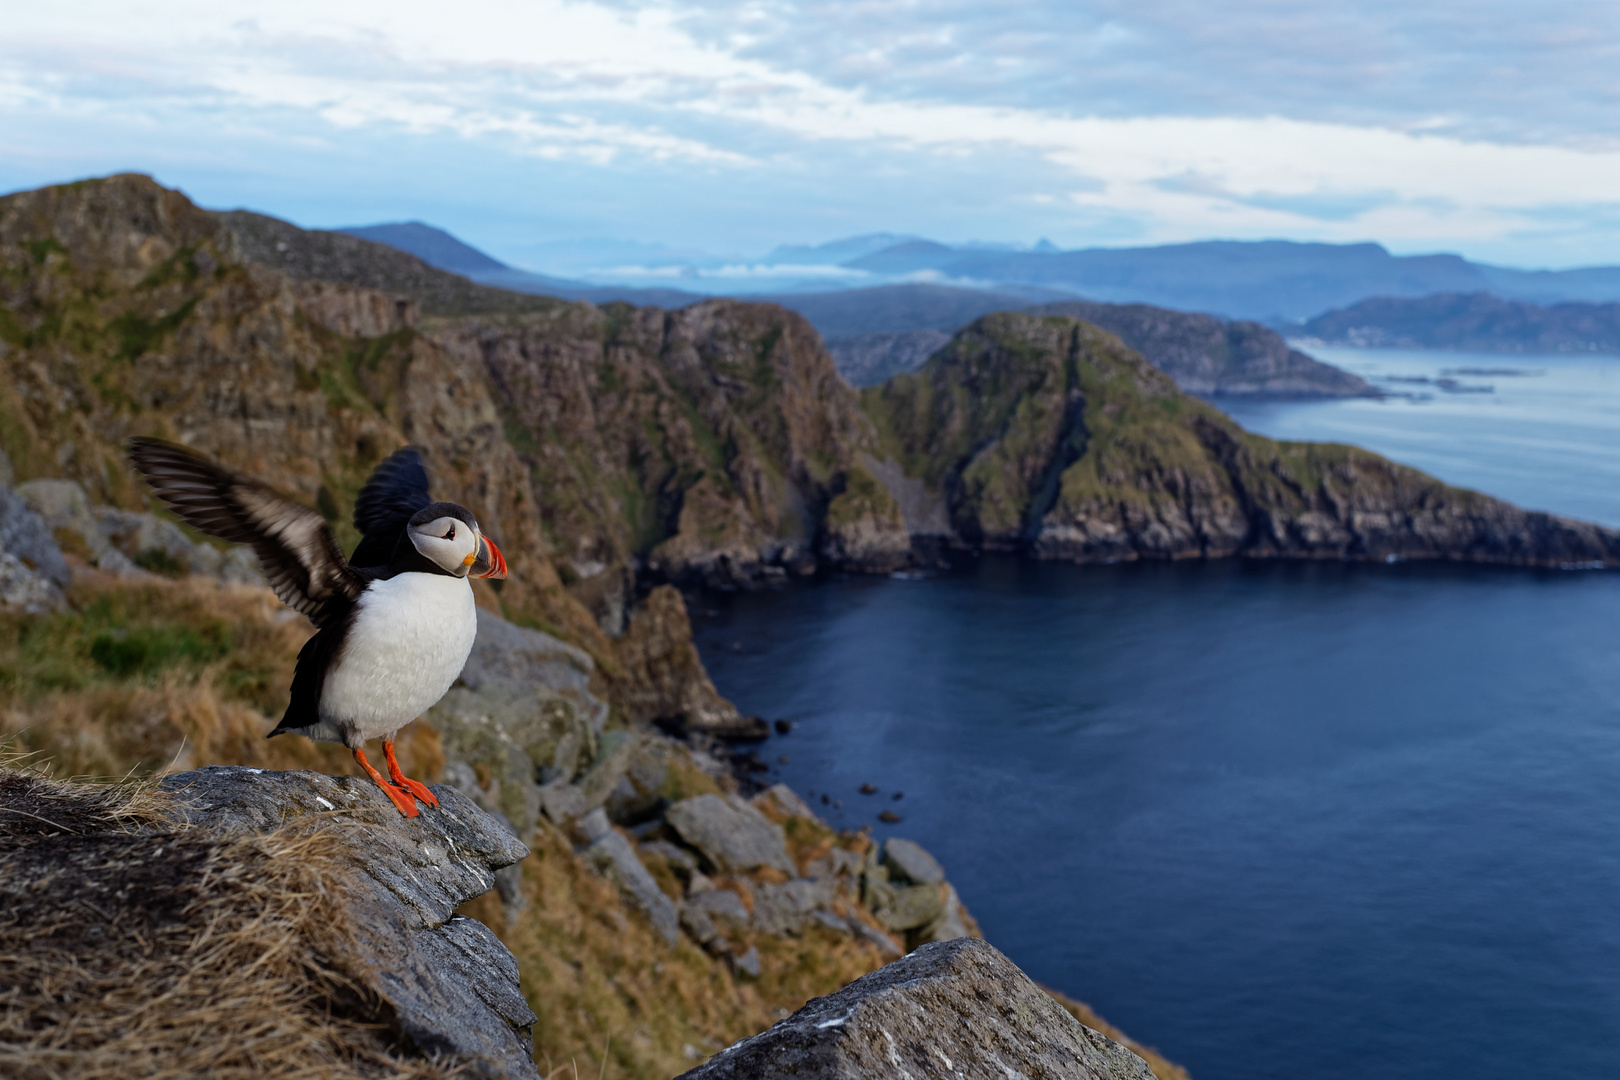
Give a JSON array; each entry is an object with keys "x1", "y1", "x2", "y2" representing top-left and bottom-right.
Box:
[
  {"x1": 1027, "y1": 299, "x2": 1375, "y2": 399},
  {"x1": 864, "y1": 313, "x2": 1620, "y2": 567}
]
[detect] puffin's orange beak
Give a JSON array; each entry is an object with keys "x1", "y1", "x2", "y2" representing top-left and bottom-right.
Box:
[{"x1": 470, "y1": 534, "x2": 507, "y2": 579}]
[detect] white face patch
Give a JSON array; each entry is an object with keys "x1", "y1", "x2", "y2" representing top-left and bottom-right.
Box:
[{"x1": 408, "y1": 515, "x2": 479, "y2": 575}]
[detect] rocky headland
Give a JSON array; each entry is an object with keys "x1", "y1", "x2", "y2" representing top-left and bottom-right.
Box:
[
  {"x1": 1297, "y1": 290, "x2": 1620, "y2": 354},
  {"x1": 1024, "y1": 300, "x2": 1375, "y2": 399}
]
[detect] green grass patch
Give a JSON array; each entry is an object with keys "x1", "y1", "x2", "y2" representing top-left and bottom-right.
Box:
[{"x1": 109, "y1": 297, "x2": 198, "y2": 362}]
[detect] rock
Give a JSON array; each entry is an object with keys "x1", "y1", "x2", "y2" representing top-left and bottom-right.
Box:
[
  {"x1": 0, "y1": 486, "x2": 67, "y2": 612},
  {"x1": 665, "y1": 793, "x2": 797, "y2": 876},
  {"x1": 883, "y1": 837, "x2": 945, "y2": 885},
  {"x1": 458, "y1": 609, "x2": 608, "y2": 735},
  {"x1": 17, "y1": 478, "x2": 137, "y2": 574},
  {"x1": 0, "y1": 486, "x2": 70, "y2": 585},
  {"x1": 732, "y1": 945, "x2": 763, "y2": 979},
  {"x1": 582, "y1": 828, "x2": 681, "y2": 946},
  {"x1": 751, "y1": 878, "x2": 840, "y2": 936},
  {"x1": 537, "y1": 779, "x2": 587, "y2": 824},
  {"x1": 605, "y1": 736, "x2": 675, "y2": 823},
  {"x1": 0, "y1": 550, "x2": 64, "y2": 613},
  {"x1": 918, "y1": 883, "x2": 974, "y2": 944},
  {"x1": 752, "y1": 782, "x2": 819, "y2": 822},
  {"x1": 684, "y1": 886, "x2": 752, "y2": 932},
  {"x1": 873, "y1": 882, "x2": 947, "y2": 933},
  {"x1": 640, "y1": 838, "x2": 698, "y2": 873},
  {"x1": 675, "y1": 938, "x2": 1155, "y2": 1080},
  {"x1": 820, "y1": 465, "x2": 912, "y2": 573},
  {"x1": 1028, "y1": 299, "x2": 1376, "y2": 399},
  {"x1": 576, "y1": 729, "x2": 637, "y2": 811},
  {"x1": 95, "y1": 507, "x2": 215, "y2": 576},
  {"x1": 157, "y1": 765, "x2": 538, "y2": 1079},
  {"x1": 577, "y1": 807, "x2": 612, "y2": 842},
  {"x1": 679, "y1": 902, "x2": 721, "y2": 947},
  {"x1": 430, "y1": 609, "x2": 615, "y2": 835},
  {"x1": 611, "y1": 586, "x2": 746, "y2": 732},
  {"x1": 868, "y1": 312, "x2": 1620, "y2": 567},
  {"x1": 847, "y1": 918, "x2": 903, "y2": 958},
  {"x1": 804, "y1": 848, "x2": 863, "y2": 878}
]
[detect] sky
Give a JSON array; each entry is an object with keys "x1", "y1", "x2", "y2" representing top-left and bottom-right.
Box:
[{"x1": 3, "y1": 0, "x2": 1619, "y2": 270}]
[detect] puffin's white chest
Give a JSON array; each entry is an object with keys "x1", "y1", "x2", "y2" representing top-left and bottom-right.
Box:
[{"x1": 319, "y1": 572, "x2": 476, "y2": 742}]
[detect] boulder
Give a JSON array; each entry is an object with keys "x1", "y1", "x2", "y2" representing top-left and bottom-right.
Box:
[
  {"x1": 873, "y1": 882, "x2": 947, "y2": 933},
  {"x1": 676, "y1": 938, "x2": 1155, "y2": 1080},
  {"x1": 93, "y1": 507, "x2": 264, "y2": 584},
  {"x1": 457, "y1": 609, "x2": 608, "y2": 735},
  {"x1": 16, "y1": 478, "x2": 136, "y2": 574},
  {"x1": 883, "y1": 837, "x2": 945, "y2": 885},
  {"x1": 752, "y1": 782, "x2": 819, "y2": 822},
  {"x1": 430, "y1": 610, "x2": 613, "y2": 836},
  {"x1": 684, "y1": 887, "x2": 752, "y2": 932},
  {"x1": 665, "y1": 793, "x2": 797, "y2": 876},
  {"x1": 158, "y1": 766, "x2": 538, "y2": 1079},
  {"x1": 919, "y1": 883, "x2": 974, "y2": 944},
  {"x1": 0, "y1": 485, "x2": 69, "y2": 612},
  {"x1": 751, "y1": 878, "x2": 840, "y2": 936},
  {"x1": 583, "y1": 828, "x2": 681, "y2": 947}
]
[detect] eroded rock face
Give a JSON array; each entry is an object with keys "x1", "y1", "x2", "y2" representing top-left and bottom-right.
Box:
[
  {"x1": 159, "y1": 766, "x2": 538, "y2": 1079},
  {"x1": 677, "y1": 937, "x2": 1156, "y2": 1080},
  {"x1": 867, "y1": 312, "x2": 1620, "y2": 567},
  {"x1": 1028, "y1": 300, "x2": 1376, "y2": 399}
]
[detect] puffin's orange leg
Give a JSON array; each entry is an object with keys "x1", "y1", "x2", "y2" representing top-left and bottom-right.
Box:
[
  {"x1": 384, "y1": 738, "x2": 439, "y2": 808},
  {"x1": 353, "y1": 747, "x2": 419, "y2": 818}
]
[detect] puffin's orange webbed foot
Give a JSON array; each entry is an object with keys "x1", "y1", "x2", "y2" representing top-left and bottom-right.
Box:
[
  {"x1": 384, "y1": 738, "x2": 439, "y2": 809},
  {"x1": 354, "y1": 747, "x2": 420, "y2": 818}
]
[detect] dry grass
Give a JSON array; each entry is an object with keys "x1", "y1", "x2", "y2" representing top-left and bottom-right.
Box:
[
  {"x1": 0, "y1": 763, "x2": 453, "y2": 1080},
  {"x1": 0, "y1": 574, "x2": 441, "y2": 781},
  {"x1": 460, "y1": 825, "x2": 896, "y2": 1080},
  {"x1": 1, "y1": 574, "x2": 1190, "y2": 1080}
]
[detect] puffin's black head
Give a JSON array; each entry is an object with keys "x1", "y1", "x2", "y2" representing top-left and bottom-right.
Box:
[{"x1": 405, "y1": 502, "x2": 507, "y2": 579}]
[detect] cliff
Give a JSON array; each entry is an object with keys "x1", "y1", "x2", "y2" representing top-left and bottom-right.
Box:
[
  {"x1": 1027, "y1": 300, "x2": 1375, "y2": 399},
  {"x1": 1299, "y1": 291, "x2": 1620, "y2": 354},
  {"x1": 0, "y1": 761, "x2": 536, "y2": 1079},
  {"x1": 863, "y1": 313, "x2": 1620, "y2": 566}
]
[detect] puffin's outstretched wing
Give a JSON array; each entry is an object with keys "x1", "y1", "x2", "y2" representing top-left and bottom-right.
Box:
[
  {"x1": 349, "y1": 447, "x2": 432, "y2": 569},
  {"x1": 128, "y1": 438, "x2": 364, "y2": 627}
]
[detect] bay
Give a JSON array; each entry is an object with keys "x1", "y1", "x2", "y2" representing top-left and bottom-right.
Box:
[
  {"x1": 1224, "y1": 346, "x2": 1620, "y2": 527},
  {"x1": 691, "y1": 350, "x2": 1620, "y2": 1080}
]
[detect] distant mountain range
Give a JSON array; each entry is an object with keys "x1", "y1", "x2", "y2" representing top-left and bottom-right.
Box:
[
  {"x1": 343, "y1": 221, "x2": 1620, "y2": 329},
  {"x1": 1299, "y1": 292, "x2": 1620, "y2": 354},
  {"x1": 831, "y1": 239, "x2": 1620, "y2": 322},
  {"x1": 335, "y1": 222, "x2": 706, "y2": 309}
]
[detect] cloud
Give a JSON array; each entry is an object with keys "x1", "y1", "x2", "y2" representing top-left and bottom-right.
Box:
[{"x1": 2, "y1": 0, "x2": 1619, "y2": 265}]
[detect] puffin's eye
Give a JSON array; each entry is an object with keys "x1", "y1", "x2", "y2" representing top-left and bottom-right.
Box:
[{"x1": 442, "y1": 525, "x2": 456, "y2": 540}]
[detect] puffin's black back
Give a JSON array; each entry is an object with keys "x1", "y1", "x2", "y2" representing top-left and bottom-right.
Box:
[{"x1": 349, "y1": 447, "x2": 432, "y2": 569}]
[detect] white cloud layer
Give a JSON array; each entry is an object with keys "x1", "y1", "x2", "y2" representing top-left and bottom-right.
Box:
[{"x1": 3, "y1": 0, "x2": 1618, "y2": 265}]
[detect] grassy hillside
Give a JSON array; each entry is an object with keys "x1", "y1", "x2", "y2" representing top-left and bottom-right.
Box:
[{"x1": 865, "y1": 312, "x2": 1620, "y2": 566}]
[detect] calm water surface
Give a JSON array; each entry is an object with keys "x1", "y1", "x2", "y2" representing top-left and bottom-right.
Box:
[
  {"x1": 692, "y1": 351, "x2": 1620, "y2": 1080},
  {"x1": 1226, "y1": 346, "x2": 1620, "y2": 527}
]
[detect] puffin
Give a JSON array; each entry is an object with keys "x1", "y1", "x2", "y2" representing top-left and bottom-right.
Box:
[{"x1": 128, "y1": 438, "x2": 508, "y2": 817}]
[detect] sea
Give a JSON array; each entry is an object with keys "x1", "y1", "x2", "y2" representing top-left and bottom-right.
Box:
[{"x1": 689, "y1": 348, "x2": 1620, "y2": 1080}]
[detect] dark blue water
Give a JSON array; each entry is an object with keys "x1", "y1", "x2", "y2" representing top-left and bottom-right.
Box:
[
  {"x1": 693, "y1": 560, "x2": 1620, "y2": 1080},
  {"x1": 690, "y1": 350, "x2": 1620, "y2": 1079}
]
